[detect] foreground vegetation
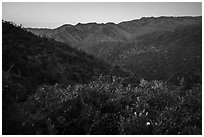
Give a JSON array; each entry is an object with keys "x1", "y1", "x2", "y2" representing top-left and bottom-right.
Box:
[{"x1": 3, "y1": 75, "x2": 202, "y2": 135}]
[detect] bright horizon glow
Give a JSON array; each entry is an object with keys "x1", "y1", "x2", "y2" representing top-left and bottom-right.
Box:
[{"x1": 2, "y1": 2, "x2": 202, "y2": 29}]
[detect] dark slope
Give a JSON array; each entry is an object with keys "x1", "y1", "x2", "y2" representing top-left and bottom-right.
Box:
[{"x1": 2, "y1": 21, "x2": 126, "y2": 100}]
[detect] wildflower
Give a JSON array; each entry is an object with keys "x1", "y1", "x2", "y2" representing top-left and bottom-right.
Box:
[{"x1": 146, "y1": 122, "x2": 150, "y2": 126}]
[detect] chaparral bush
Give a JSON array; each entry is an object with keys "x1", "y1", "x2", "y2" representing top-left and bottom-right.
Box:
[{"x1": 3, "y1": 75, "x2": 202, "y2": 135}]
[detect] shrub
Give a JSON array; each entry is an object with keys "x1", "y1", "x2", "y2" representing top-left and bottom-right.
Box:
[{"x1": 2, "y1": 75, "x2": 202, "y2": 135}]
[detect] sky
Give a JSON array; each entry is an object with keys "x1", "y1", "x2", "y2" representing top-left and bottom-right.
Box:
[{"x1": 2, "y1": 2, "x2": 202, "y2": 28}]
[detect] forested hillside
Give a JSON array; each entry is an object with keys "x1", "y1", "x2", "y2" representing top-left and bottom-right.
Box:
[{"x1": 3, "y1": 20, "x2": 126, "y2": 86}]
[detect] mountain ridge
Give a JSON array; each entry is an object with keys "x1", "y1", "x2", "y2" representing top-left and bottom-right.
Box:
[
  {"x1": 27, "y1": 16, "x2": 201, "y2": 45},
  {"x1": 27, "y1": 16, "x2": 201, "y2": 29},
  {"x1": 27, "y1": 16, "x2": 202, "y2": 86}
]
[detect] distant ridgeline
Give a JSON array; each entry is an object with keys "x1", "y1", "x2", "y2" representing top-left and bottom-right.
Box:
[{"x1": 27, "y1": 16, "x2": 202, "y2": 88}]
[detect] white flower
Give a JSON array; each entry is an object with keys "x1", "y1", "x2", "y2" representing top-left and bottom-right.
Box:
[{"x1": 146, "y1": 122, "x2": 150, "y2": 126}]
